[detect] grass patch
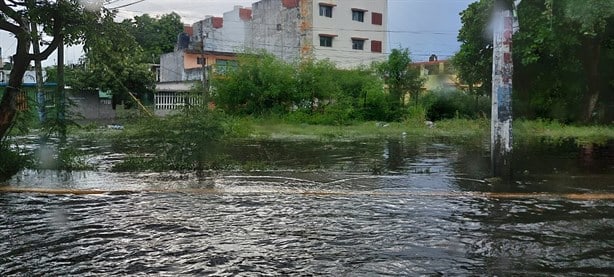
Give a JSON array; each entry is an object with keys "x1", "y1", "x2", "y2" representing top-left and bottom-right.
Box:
[
  {"x1": 245, "y1": 117, "x2": 612, "y2": 146},
  {"x1": 246, "y1": 117, "x2": 490, "y2": 140},
  {"x1": 514, "y1": 120, "x2": 614, "y2": 146}
]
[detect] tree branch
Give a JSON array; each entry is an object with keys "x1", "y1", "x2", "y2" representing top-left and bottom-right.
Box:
[
  {"x1": 27, "y1": 25, "x2": 61, "y2": 61},
  {"x1": 0, "y1": 0, "x2": 26, "y2": 28},
  {"x1": 0, "y1": 16, "x2": 21, "y2": 33}
]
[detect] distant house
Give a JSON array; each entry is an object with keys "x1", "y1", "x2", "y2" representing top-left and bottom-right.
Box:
[
  {"x1": 413, "y1": 59, "x2": 464, "y2": 92},
  {"x1": 156, "y1": 23, "x2": 238, "y2": 115},
  {"x1": 0, "y1": 69, "x2": 116, "y2": 121}
]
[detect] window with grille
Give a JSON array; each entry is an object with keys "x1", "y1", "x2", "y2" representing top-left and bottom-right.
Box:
[
  {"x1": 319, "y1": 5, "x2": 333, "y2": 17},
  {"x1": 320, "y1": 36, "x2": 333, "y2": 47},
  {"x1": 352, "y1": 39, "x2": 365, "y2": 50},
  {"x1": 352, "y1": 10, "x2": 365, "y2": 22}
]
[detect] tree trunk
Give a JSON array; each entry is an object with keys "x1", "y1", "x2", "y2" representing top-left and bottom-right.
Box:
[
  {"x1": 581, "y1": 37, "x2": 602, "y2": 123},
  {"x1": 0, "y1": 39, "x2": 30, "y2": 140}
]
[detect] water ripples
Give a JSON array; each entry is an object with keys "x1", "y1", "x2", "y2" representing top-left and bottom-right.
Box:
[{"x1": 1, "y1": 188, "x2": 613, "y2": 276}]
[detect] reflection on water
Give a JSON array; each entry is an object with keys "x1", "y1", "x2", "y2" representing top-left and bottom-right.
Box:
[{"x1": 1, "y1": 137, "x2": 613, "y2": 275}]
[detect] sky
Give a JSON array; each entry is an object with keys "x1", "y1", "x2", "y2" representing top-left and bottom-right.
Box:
[{"x1": 0, "y1": 0, "x2": 475, "y2": 66}]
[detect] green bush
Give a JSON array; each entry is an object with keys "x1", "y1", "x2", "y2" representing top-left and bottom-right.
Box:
[
  {"x1": 212, "y1": 52, "x2": 411, "y2": 123},
  {"x1": 111, "y1": 105, "x2": 237, "y2": 172},
  {"x1": 0, "y1": 144, "x2": 31, "y2": 182},
  {"x1": 422, "y1": 90, "x2": 490, "y2": 121}
]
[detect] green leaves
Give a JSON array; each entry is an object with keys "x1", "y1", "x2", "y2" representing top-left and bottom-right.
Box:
[
  {"x1": 452, "y1": 0, "x2": 493, "y2": 97},
  {"x1": 121, "y1": 12, "x2": 183, "y2": 63},
  {"x1": 212, "y1": 52, "x2": 395, "y2": 123},
  {"x1": 71, "y1": 14, "x2": 155, "y2": 99},
  {"x1": 376, "y1": 48, "x2": 424, "y2": 110},
  {"x1": 454, "y1": 0, "x2": 614, "y2": 123},
  {"x1": 562, "y1": 0, "x2": 614, "y2": 37}
]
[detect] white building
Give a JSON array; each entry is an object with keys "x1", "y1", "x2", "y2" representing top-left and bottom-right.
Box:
[
  {"x1": 308, "y1": 0, "x2": 387, "y2": 68},
  {"x1": 194, "y1": 0, "x2": 387, "y2": 69},
  {"x1": 244, "y1": 0, "x2": 387, "y2": 68}
]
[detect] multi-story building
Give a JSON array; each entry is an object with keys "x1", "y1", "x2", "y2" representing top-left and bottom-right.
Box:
[
  {"x1": 246, "y1": 0, "x2": 387, "y2": 68},
  {"x1": 202, "y1": 0, "x2": 388, "y2": 68},
  {"x1": 158, "y1": 0, "x2": 388, "y2": 92}
]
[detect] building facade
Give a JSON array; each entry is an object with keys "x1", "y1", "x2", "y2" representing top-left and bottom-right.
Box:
[
  {"x1": 196, "y1": 0, "x2": 388, "y2": 69},
  {"x1": 193, "y1": 5, "x2": 252, "y2": 54},
  {"x1": 307, "y1": 0, "x2": 387, "y2": 68},
  {"x1": 244, "y1": 0, "x2": 387, "y2": 68},
  {"x1": 158, "y1": 0, "x2": 388, "y2": 93}
]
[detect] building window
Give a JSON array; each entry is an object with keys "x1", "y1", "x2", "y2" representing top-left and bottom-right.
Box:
[
  {"x1": 320, "y1": 36, "x2": 333, "y2": 47},
  {"x1": 352, "y1": 39, "x2": 365, "y2": 50},
  {"x1": 216, "y1": 59, "x2": 238, "y2": 74},
  {"x1": 372, "y1": 12, "x2": 383, "y2": 25},
  {"x1": 352, "y1": 10, "x2": 365, "y2": 22},
  {"x1": 371, "y1": 40, "x2": 382, "y2": 53},
  {"x1": 319, "y1": 5, "x2": 333, "y2": 18},
  {"x1": 197, "y1": 57, "x2": 206, "y2": 65}
]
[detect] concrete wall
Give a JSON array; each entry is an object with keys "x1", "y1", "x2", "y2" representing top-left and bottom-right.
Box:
[
  {"x1": 220, "y1": 6, "x2": 250, "y2": 53},
  {"x1": 310, "y1": 0, "x2": 387, "y2": 68},
  {"x1": 160, "y1": 49, "x2": 237, "y2": 84},
  {"x1": 193, "y1": 6, "x2": 250, "y2": 54},
  {"x1": 247, "y1": 0, "x2": 301, "y2": 62},
  {"x1": 69, "y1": 91, "x2": 116, "y2": 121},
  {"x1": 160, "y1": 51, "x2": 185, "y2": 82}
]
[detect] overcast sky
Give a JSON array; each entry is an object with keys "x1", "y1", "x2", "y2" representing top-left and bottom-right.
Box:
[{"x1": 0, "y1": 0, "x2": 475, "y2": 66}]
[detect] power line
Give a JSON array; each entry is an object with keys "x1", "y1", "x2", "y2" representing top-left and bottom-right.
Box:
[{"x1": 108, "y1": 0, "x2": 147, "y2": 10}]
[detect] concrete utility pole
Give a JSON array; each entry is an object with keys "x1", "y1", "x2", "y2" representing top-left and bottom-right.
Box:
[
  {"x1": 491, "y1": 0, "x2": 519, "y2": 178},
  {"x1": 56, "y1": 36, "x2": 66, "y2": 143},
  {"x1": 30, "y1": 22, "x2": 46, "y2": 123}
]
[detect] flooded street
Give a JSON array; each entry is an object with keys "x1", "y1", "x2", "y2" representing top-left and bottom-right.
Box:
[{"x1": 2, "y1": 138, "x2": 613, "y2": 275}]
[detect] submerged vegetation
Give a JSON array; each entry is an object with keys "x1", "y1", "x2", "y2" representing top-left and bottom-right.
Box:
[
  {"x1": 0, "y1": 144, "x2": 31, "y2": 182},
  {"x1": 109, "y1": 105, "x2": 246, "y2": 172}
]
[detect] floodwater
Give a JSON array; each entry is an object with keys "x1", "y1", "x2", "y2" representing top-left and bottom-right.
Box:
[{"x1": 1, "y1": 137, "x2": 613, "y2": 275}]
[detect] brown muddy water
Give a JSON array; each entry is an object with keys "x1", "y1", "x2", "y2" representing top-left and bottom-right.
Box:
[{"x1": 1, "y1": 137, "x2": 613, "y2": 275}]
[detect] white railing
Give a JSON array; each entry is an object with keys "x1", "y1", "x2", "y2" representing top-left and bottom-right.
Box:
[{"x1": 154, "y1": 92, "x2": 203, "y2": 110}]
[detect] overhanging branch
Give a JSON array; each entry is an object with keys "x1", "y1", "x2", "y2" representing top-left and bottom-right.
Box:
[
  {"x1": 0, "y1": 0, "x2": 26, "y2": 28},
  {"x1": 26, "y1": 11, "x2": 62, "y2": 61},
  {"x1": 0, "y1": 17, "x2": 21, "y2": 33}
]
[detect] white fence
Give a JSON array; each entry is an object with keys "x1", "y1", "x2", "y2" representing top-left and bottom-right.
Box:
[{"x1": 155, "y1": 92, "x2": 203, "y2": 110}]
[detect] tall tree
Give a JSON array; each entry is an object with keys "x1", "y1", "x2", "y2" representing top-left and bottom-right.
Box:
[
  {"x1": 0, "y1": 0, "x2": 106, "y2": 141},
  {"x1": 121, "y1": 13, "x2": 183, "y2": 63},
  {"x1": 376, "y1": 48, "x2": 423, "y2": 113},
  {"x1": 295, "y1": 59, "x2": 341, "y2": 113},
  {"x1": 452, "y1": 0, "x2": 493, "y2": 98},
  {"x1": 454, "y1": 0, "x2": 614, "y2": 123},
  {"x1": 558, "y1": 0, "x2": 614, "y2": 122},
  {"x1": 73, "y1": 14, "x2": 155, "y2": 103}
]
